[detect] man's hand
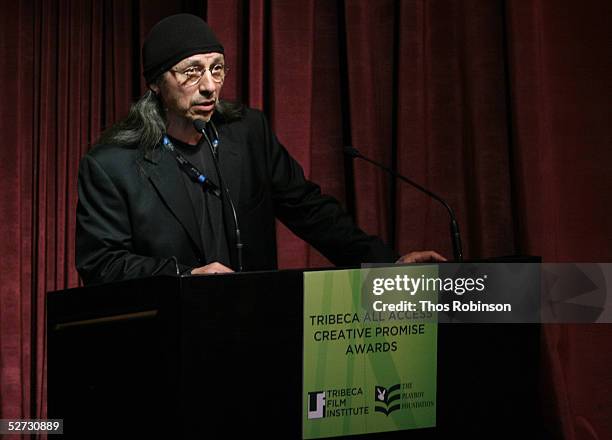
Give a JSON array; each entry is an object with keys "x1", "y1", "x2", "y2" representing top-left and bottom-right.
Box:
[
  {"x1": 396, "y1": 251, "x2": 447, "y2": 264},
  {"x1": 190, "y1": 262, "x2": 234, "y2": 275}
]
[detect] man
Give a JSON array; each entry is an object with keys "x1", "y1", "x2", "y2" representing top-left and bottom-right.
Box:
[{"x1": 76, "y1": 14, "x2": 443, "y2": 285}]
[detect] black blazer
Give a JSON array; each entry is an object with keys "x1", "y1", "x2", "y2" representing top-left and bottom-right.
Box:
[{"x1": 76, "y1": 108, "x2": 396, "y2": 285}]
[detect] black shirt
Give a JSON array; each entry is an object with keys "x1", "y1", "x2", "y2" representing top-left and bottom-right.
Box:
[{"x1": 169, "y1": 134, "x2": 231, "y2": 268}]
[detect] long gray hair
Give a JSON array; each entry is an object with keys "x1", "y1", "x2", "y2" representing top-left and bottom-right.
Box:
[{"x1": 96, "y1": 90, "x2": 245, "y2": 151}]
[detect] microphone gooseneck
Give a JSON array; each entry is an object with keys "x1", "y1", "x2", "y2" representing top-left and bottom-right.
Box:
[
  {"x1": 344, "y1": 145, "x2": 463, "y2": 261},
  {"x1": 193, "y1": 119, "x2": 244, "y2": 272}
]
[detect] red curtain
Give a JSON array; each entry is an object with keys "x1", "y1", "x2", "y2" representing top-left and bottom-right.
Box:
[
  {"x1": 1, "y1": 0, "x2": 610, "y2": 437},
  {"x1": 507, "y1": 2, "x2": 612, "y2": 438}
]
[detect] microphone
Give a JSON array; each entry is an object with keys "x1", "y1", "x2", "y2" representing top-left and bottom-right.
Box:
[
  {"x1": 193, "y1": 119, "x2": 244, "y2": 271},
  {"x1": 344, "y1": 145, "x2": 463, "y2": 261}
]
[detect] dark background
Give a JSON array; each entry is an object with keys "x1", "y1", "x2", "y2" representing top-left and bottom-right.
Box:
[{"x1": 1, "y1": 1, "x2": 610, "y2": 438}]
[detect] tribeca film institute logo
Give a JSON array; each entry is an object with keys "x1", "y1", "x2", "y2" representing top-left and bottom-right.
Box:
[
  {"x1": 307, "y1": 391, "x2": 326, "y2": 419},
  {"x1": 375, "y1": 384, "x2": 401, "y2": 416},
  {"x1": 307, "y1": 385, "x2": 403, "y2": 419}
]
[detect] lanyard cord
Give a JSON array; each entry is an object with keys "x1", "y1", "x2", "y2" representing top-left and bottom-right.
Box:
[{"x1": 162, "y1": 135, "x2": 221, "y2": 198}]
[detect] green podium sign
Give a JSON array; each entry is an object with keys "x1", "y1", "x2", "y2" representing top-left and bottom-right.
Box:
[{"x1": 302, "y1": 266, "x2": 438, "y2": 439}]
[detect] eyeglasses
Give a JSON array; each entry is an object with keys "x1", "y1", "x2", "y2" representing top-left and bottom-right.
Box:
[{"x1": 170, "y1": 63, "x2": 229, "y2": 87}]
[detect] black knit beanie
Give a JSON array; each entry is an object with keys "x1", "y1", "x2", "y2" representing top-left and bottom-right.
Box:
[{"x1": 142, "y1": 14, "x2": 224, "y2": 84}]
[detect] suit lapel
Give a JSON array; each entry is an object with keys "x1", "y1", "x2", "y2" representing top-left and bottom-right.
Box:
[{"x1": 138, "y1": 146, "x2": 204, "y2": 257}]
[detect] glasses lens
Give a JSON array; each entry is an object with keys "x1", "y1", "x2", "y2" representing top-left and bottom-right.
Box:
[
  {"x1": 211, "y1": 65, "x2": 225, "y2": 82},
  {"x1": 180, "y1": 72, "x2": 198, "y2": 86}
]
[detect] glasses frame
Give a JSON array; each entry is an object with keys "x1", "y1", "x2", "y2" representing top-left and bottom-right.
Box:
[{"x1": 170, "y1": 63, "x2": 229, "y2": 87}]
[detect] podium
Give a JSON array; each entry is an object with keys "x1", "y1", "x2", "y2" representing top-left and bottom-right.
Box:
[{"x1": 47, "y1": 268, "x2": 543, "y2": 438}]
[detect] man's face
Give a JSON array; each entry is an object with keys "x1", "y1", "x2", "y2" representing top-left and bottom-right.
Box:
[{"x1": 153, "y1": 52, "x2": 225, "y2": 124}]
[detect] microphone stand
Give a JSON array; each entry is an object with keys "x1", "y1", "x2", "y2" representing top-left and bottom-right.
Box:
[{"x1": 344, "y1": 146, "x2": 463, "y2": 261}]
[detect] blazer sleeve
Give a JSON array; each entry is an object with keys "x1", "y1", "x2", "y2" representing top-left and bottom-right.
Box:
[
  {"x1": 75, "y1": 153, "x2": 190, "y2": 285},
  {"x1": 257, "y1": 113, "x2": 398, "y2": 266}
]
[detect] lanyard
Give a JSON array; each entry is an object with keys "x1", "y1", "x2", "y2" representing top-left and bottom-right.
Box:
[{"x1": 162, "y1": 135, "x2": 221, "y2": 198}]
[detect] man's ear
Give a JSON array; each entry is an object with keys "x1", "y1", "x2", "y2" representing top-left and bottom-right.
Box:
[{"x1": 149, "y1": 84, "x2": 160, "y2": 95}]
